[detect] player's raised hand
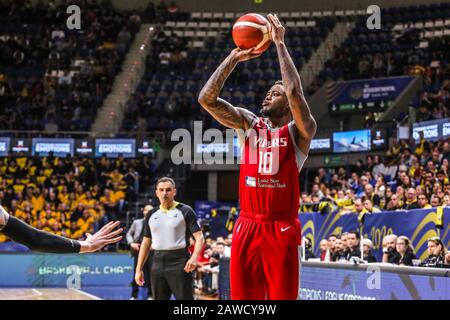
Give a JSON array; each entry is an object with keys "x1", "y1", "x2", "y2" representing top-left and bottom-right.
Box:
[
  {"x1": 79, "y1": 221, "x2": 123, "y2": 253},
  {"x1": 231, "y1": 47, "x2": 262, "y2": 62},
  {"x1": 267, "y1": 14, "x2": 285, "y2": 44}
]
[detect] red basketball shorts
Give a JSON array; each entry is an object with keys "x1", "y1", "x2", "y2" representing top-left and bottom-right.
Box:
[{"x1": 229, "y1": 212, "x2": 302, "y2": 300}]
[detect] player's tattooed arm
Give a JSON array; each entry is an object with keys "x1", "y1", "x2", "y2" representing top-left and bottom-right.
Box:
[
  {"x1": 198, "y1": 48, "x2": 259, "y2": 130},
  {"x1": 268, "y1": 14, "x2": 317, "y2": 154},
  {"x1": 0, "y1": 205, "x2": 9, "y2": 230}
]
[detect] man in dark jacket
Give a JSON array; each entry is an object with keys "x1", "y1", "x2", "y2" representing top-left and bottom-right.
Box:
[{"x1": 346, "y1": 231, "x2": 361, "y2": 260}]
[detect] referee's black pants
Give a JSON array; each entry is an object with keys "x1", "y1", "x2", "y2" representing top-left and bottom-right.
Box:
[
  {"x1": 151, "y1": 248, "x2": 193, "y2": 300},
  {"x1": 132, "y1": 250, "x2": 153, "y2": 299}
]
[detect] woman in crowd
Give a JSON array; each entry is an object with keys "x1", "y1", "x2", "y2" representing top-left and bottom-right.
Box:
[
  {"x1": 394, "y1": 236, "x2": 416, "y2": 266},
  {"x1": 421, "y1": 237, "x2": 448, "y2": 267}
]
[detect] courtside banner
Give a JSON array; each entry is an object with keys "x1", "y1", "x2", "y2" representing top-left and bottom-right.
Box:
[
  {"x1": 327, "y1": 76, "x2": 414, "y2": 114},
  {"x1": 0, "y1": 253, "x2": 133, "y2": 287},
  {"x1": 362, "y1": 208, "x2": 450, "y2": 262},
  {"x1": 299, "y1": 207, "x2": 450, "y2": 261},
  {"x1": 300, "y1": 262, "x2": 450, "y2": 300},
  {"x1": 299, "y1": 211, "x2": 359, "y2": 257},
  {"x1": 0, "y1": 137, "x2": 10, "y2": 157},
  {"x1": 95, "y1": 139, "x2": 136, "y2": 158},
  {"x1": 32, "y1": 138, "x2": 74, "y2": 157}
]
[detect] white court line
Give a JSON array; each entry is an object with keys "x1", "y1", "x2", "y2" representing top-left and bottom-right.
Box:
[
  {"x1": 69, "y1": 288, "x2": 102, "y2": 300},
  {"x1": 31, "y1": 288, "x2": 43, "y2": 296},
  {"x1": 2, "y1": 288, "x2": 43, "y2": 300}
]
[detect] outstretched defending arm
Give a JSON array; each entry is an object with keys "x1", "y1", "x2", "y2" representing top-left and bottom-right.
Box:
[
  {"x1": 198, "y1": 48, "x2": 259, "y2": 130},
  {"x1": 268, "y1": 14, "x2": 317, "y2": 154},
  {"x1": 0, "y1": 205, "x2": 122, "y2": 253}
]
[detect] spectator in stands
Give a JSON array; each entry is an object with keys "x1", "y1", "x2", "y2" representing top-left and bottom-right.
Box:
[
  {"x1": 319, "y1": 239, "x2": 329, "y2": 262},
  {"x1": 346, "y1": 231, "x2": 361, "y2": 260},
  {"x1": 353, "y1": 198, "x2": 365, "y2": 215},
  {"x1": 328, "y1": 234, "x2": 337, "y2": 261},
  {"x1": 361, "y1": 238, "x2": 377, "y2": 263},
  {"x1": 355, "y1": 175, "x2": 369, "y2": 197},
  {"x1": 443, "y1": 194, "x2": 450, "y2": 207},
  {"x1": 303, "y1": 237, "x2": 315, "y2": 261},
  {"x1": 363, "y1": 199, "x2": 381, "y2": 214},
  {"x1": 421, "y1": 237, "x2": 448, "y2": 267},
  {"x1": 332, "y1": 236, "x2": 344, "y2": 262},
  {"x1": 364, "y1": 184, "x2": 380, "y2": 208},
  {"x1": 311, "y1": 183, "x2": 324, "y2": 199},
  {"x1": 393, "y1": 236, "x2": 416, "y2": 266},
  {"x1": 430, "y1": 195, "x2": 442, "y2": 208},
  {"x1": 418, "y1": 194, "x2": 432, "y2": 209},
  {"x1": 403, "y1": 188, "x2": 420, "y2": 210},
  {"x1": 382, "y1": 234, "x2": 399, "y2": 263}
]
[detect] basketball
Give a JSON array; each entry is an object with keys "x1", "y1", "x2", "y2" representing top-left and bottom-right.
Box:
[{"x1": 232, "y1": 13, "x2": 272, "y2": 55}]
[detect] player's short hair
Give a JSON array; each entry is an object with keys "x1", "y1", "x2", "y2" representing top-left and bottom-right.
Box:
[
  {"x1": 156, "y1": 177, "x2": 176, "y2": 189},
  {"x1": 274, "y1": 80, "x2": 283, "y2": 86}
]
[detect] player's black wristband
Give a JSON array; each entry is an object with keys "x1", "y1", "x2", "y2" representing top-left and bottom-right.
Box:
[{"x1": 2, "y1": 216, "x2": 81, "y2": 254}]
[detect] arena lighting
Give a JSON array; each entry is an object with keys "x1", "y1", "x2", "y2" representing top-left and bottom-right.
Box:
[{"x1": 149, "y1": 26, "x2": 154, "y2": 31}]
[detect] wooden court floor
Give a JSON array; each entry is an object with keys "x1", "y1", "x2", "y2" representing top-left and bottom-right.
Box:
[{"x1": 0, "y1": 288, "x2": 101, "y2": 300}]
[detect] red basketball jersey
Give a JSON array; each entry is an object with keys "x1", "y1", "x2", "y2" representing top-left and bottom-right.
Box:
[{"x1": 238, "y1": 118, "x2": 307, "y2": 216}]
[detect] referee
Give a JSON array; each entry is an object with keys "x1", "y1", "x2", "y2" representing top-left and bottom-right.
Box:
[{"x1": 135, "y1": 177, "x2": 204, "y2": 300}]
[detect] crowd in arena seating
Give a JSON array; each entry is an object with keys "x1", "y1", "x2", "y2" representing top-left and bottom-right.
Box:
[
  {"x1": 300, "y1": 137, "x2": 450, "y2": 217},
  {"x1": 307, "y1": 231, "x2": 450, "y2": 267},
  {"x1": 0, "y1": 153, "x2": 155, "y2": 245},
  {"x1": 122, "y1": 4, "x2": 336, "y2": 133},
  {"x1": 300, "y1": 135, "x2": 450, "y2": 267},
  {"x1": 0, "y1": 0, "x2": 140, "y2": 131},
  {"x1": 190, "y1": 232, "x2": 232, "y2": 297}
]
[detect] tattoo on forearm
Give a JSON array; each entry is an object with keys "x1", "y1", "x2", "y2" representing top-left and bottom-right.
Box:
[
  {"x1": 276, "y1": 43, "x2": 303, "y2": 95},
  {"x1": 199, "y1": 55, "x2": 237, "y2": 105}
]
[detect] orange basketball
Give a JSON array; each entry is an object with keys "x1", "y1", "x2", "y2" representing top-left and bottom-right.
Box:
[{"x1": 232, "y1": 13, "x2": 272, "y2": 55}]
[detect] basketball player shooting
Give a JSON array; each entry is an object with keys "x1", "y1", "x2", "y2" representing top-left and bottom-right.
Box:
[
  {"x1": 198, "y1": 14, "x2": 316, "y2": 300},
  {"x1": 0, "y1": 205, "x2": 123, "y2": 254}
]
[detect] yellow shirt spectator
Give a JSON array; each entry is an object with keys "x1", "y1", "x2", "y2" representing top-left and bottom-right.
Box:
[
  {"x1": 415, "y1": 138, "x2": 426, "y2": 156},
  {"x1": 7, "y1": 166, "x2": 18, "y2": 174},
  {"x1": 28, "y1": 165, "x2": 37, "y2": 176},
  {"x1": 44, "y1": 168, "x2": 53, "y2": 177},
  {"x1": 37, "y1": 175, "x2": 47, "y2": 185},
  {"x1": 112, "y1": 190, "x2": 125, "y2": 202},
  {"x1": 31, "y1": 195, "x2": 45, "y2": 212},
  {"x1": 58, "y1": 193, "x2": 69, "y2": 205},
  {"x1": 110, "y1": 171, "x2": 124, "y2": 184},
  {"x1": 16, "y1": 157, "x2": 27, "y2": 169},
  {"x1": 13, "y1": 184, "x2": 25, "y2": 194},
  {"x1": 77, "y1": 216, "x2": 94, "y2": 234}
]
